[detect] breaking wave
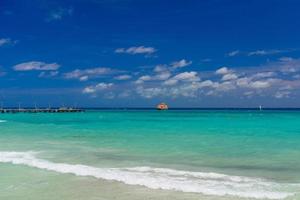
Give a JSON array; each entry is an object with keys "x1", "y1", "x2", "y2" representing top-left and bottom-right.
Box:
[{"x1": 0, "y1": 151, "x2": 298, "y2": 199}]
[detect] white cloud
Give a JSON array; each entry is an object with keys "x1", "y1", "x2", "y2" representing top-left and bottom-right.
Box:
[
  {"x1": 135, "y1": 60, "x2": 193, "y2": 85},
  {"x1": 132, "y1": 57, "x2": 300, "y2": 99},
  {"x1": 136, "y1": 86, "x2": 165, "y2": 98},
  {"x1": 115, "y1": 46, "x2": 156, "y2": 55},
  {"x1": 168, "y1": 83, "x2": 200, "y2": 98},
  {"x1": 137, "y1": 79, "x2": 217, "y2": 99},
  {"x1": 251, "y1": 72, "x2": 277, "y2": 79},
  {"x1": 13, "y1": 61, "x2": 60, "y2": 71},
  {"x1": 279, "y1": 85, "x2": 293, "y2": 90},
  {"x1": 64, "y1": 67, "x2": 115, "y2": 81},
  {"x1": 274, "y1": 90, "x2": 291, "y2": 99},
  {"x1": 137, "y1": 81, "x2": 209, "y2": 98},
  {"x1": 152, "y1": 59, "x2": 192, "y2": 78},
  {"x1": 0, "y1": 38, "x2": 17, "y2": 46},
  {"x1": 172, "y1": 71, "x2": 200, "y2": 81},
  {"x1": 47, "y1": 7, "x2": 73, "y2": 21},
  {"x1": 196, "y1": 80, "x2": 216, "y2": 88},
  {"x1": 227, "y1": 50, "x2": 240, "y2": 57},
  {"x1": 252, "y1": 57, "x2": 300, "y2": 74},
  {"x1": 225, "y1": 49, "x2": 294, "y2": 57},
  {"x1": 236, "y1": 77, "x2": 275, "y2": 89},
  {"x1": 79, "y1": 76, "x2": 89, "y2": 81},
  {"x1": 214, "y1": 81, "x2": 236, "y2": 91},
  {"x1": 244, "y1": 91, "x2": 254, "y2": 97},
  {"x1": 216, "y1": 67, "x2": 231, "y2": 75},
  {"x1": 154, "y1": 71, "x2": 171, "y2": 80},
  {"x1": 75, "y1": 56, "x2": 300, "y2": 100},
  {"x1": 163, "y1": 79, "x2": 178, "y2": 86},
  {"x1": 82, "y1": 87, "x2": 96, "y2": 94},
  {"x1": 170, "y1": 59, "x2": 192, "y2": 68},
  {"x1": 135, "y1": 71, "x2": 171, "y2": 84},
  {"x1": 114, "y1": 75, "x2": 132, "y2": 80},
  {"x1": 250, "y1": 80, "x2": 272, "y2": 89},
  {"x1": 135, "y1": 75, "x2": 152, "y2": 84},
  {"x1": 236, "y1": 77, "x2": 251, "y2": 88},
  {"x1": 221, "y1": 73, "x2": 238, "y2": 81},
  {"x1": 229, "y1": 57, "x2": 300, "y2": 76},
  {"x1": 139, "y1": 75, "x2": 152, "y2": 81},
  {"x1": 163, "y1": 71, "x2": 200, "y2": 85},
  {"x1": 38, "y1": 71, "x2": 59, "y2": 78},
  {"x1": 274, "y1": 85, "x2": 293, "y2": 99},
  {"x1": 154, "y1": 64, "x2": 168, "y2": 73},
  {"x1": 133, "y1": 69, "x2": 296, "y2": 99},
  {"x1": 83, "y1": 83, "x2": 113, "y2": 94},
  {"x1": 248, "y1": 49, "x2": 289, "y2": 56},
  {"x1": 279, "y1": 57, "x2": 293, "y2": 62}
]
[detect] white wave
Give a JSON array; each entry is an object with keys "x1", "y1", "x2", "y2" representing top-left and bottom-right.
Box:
[
  {"x1": 0, "y1": 120, "x2": 7, "y2": 123},
  {"x1": 0, "y1": 151, "x2": 297, "y2": 200}
]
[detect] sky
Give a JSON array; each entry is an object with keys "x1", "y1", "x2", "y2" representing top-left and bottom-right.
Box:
[{"x1": 1, "y1": 0, "x2": 300, "y2": 108}]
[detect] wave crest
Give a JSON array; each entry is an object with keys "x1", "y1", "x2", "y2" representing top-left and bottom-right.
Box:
[{"x1": 0, "y1": 151, "x2": 298, "y2": 199}]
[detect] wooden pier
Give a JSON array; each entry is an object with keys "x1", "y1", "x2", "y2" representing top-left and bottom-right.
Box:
[{"x1": 0, "y1": 108, "x2": 84, "y2": 113}]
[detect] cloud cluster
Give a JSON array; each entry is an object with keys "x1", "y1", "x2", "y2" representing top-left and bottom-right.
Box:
[
  {"x1": 215, "y1": 67, "x2": 231, "y2": 75},
  {"x1": 136, "y1": 86, "x2": 166, "y2": 98},
  {"x1": 135, "y1": 71, "x2": 171, "y2": 84},
  {"x1": 9, "y1": 47, "x2": 299, "y2": 103},
  {"x1": 134, "y1": 59, "x2": 193, "y2": 85},
  {"x1": 163, "y1": 71, "x2": 200, "y2": 86},
  {"x1": 215, "y1": 67, "x2": 238, "y2": 81},
  {"x1": 131, "y1": 57, "x2": 300, "y2": 99},
  {"x1": 83, "y1": 83, "x2": 113, "y2": 94}
]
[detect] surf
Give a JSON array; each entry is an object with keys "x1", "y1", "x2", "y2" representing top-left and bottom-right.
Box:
[{"x1": 0, "y1": 151, "x2": 298, "y2": 199}]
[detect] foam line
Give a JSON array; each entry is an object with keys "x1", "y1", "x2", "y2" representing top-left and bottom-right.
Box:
[{"x1": 0, "y1": 151, "x2": 297, "y2": 199}]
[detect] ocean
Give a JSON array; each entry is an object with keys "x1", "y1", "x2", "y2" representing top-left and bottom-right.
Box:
[{"x1": 0, "y1": 110, "x2": 300, "y2": 200}]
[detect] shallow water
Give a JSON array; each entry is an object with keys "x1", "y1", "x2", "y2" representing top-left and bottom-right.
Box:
[{"x1": 0, "y1": 110, "x2": 300, "y2": 199}]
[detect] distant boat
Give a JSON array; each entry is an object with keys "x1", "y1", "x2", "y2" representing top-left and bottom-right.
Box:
[
  {"x1": 259, "y1": 105, "x2": 262, "y2": 111},
  {"x1": 156, "y1": 103, "x2": 168, "y2": 110}
]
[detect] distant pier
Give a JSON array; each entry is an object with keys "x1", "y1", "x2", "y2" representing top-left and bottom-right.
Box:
[{"x1": 0, "y1": 108, "x2": 84, "y2": 114}]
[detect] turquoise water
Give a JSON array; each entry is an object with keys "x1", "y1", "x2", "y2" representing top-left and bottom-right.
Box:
[{"x1": 0, "y1": 110, "x2": 300, "y2": 200}]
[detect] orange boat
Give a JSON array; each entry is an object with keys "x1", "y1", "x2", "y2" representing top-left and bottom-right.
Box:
[{"x1": 156, "y1": 103, "x2": 168, "y2": 110}]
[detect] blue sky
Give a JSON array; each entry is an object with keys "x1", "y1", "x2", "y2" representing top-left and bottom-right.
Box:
[{"x1": 1, "y1": 0, "x2": 300, "y2": 107}]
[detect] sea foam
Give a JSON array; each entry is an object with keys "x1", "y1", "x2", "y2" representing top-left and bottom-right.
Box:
[
  {"x1": 0, "y1": 120, "x2": 7, "y2": 123},
  {"x1": 0, "y1": 151, "x2": 297, "y2": 200}
]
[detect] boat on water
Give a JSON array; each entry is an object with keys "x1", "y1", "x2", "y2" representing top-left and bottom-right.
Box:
[{"x1": 156, "y1": 103, "x2": 168, "y2": 110}]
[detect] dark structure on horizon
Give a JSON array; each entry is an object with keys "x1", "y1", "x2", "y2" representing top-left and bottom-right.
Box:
[{"x1": 0, "y1": 107, "x2": 84, "y2": 113}]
